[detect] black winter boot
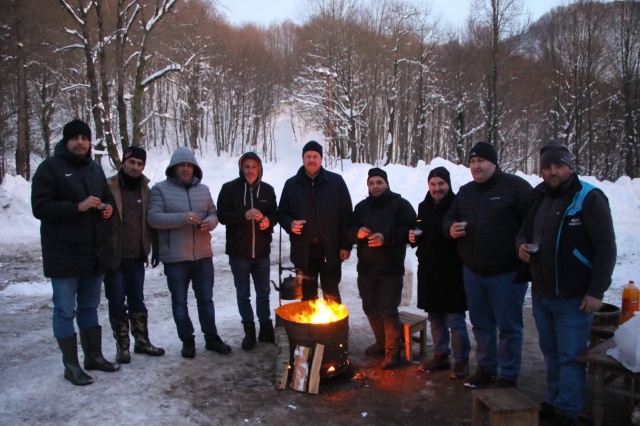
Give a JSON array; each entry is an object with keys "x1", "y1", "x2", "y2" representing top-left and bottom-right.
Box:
[
  {"x1": 56, "y1": 334, "x2": 93, "y2": 386},
  {"x1": 109, "y1": 316, "x2": 131, "y2": 364},
  {"x1": 205, "y1": 334, "x2": 232, "y2": 354},
  {"x1": 181, "y1": 335, "x2": 196, "y2": 358},
  {"x1": 242, "y1": 322, "x2": 257, "y2": 350},
  {"x1": 382, "y1": 347, "x2": 402, "y2": 370},
  {"x1": 258, "y1": 320, "x2": 275, "y2": 343},
  {"x1": 130, "y1": 311, "x2": 165, "y2": 356},
  {"x1": 79, "y1": 326, "x2": 120, "y2": 372}
]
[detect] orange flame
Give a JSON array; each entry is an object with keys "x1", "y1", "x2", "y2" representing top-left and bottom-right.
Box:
[{"x1": 290, "y1": 299, "x2": 348, "y2": 324}]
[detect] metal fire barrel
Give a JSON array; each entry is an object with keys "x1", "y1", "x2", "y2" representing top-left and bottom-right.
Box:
[{"x1": 275, "y1": 301, "x2": 349, "y2": 378}]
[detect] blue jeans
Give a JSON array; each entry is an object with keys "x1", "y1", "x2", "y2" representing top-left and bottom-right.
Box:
[
  {"x1": 164, "y1": 258, "x2": 218, "y2": 340},
  {"x1": 104, "y1": 257, "x2": 147, "y2": 319},
  {"x1": 463, "y1": 267, "x2": 527, "y2": 379},
  {"x1": 428, "y1": 312, "x2": 471, "y2": 363},
  {"x1": 533, "y1": 295, "x2": 592, "y2": 420},
  {"x1": 51, "y1": 275, "x2": 104, "y2": 338},
  {"x1": 229, "y1": 255, "x2": 272, "y2": 324}
]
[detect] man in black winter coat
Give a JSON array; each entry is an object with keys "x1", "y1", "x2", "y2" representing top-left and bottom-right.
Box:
[
  {"x1": 409, "y1": 166, "x2": 470, "y2": 379},
  {"x1": 443, "y1": 142, "x2": 532, "y2": 389},
  {"x1": 348, "y1": 168, "x2": 416, "y2": 370},
  {"x1": 218, "y1": 152, "x2": 278, "y2": 350},
  {"x1": 516, "y1": 140, "x2": 616, "y2": 424},
  {"x1": 278, "y1": 141, "x2": 353, "y2": 303},
  {"x1": 31, "y1": 119, "x2": 120, "y2": 386}
]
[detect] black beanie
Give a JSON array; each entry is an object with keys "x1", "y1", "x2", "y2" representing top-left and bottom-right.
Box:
[
  {"x1": 368, "y1": 167, "x2": 388, "y2": 184},
  {"x1": 540, "y1": 140, "x2": 574, "y2": 169},
  {"x1": 123, "y1": 146, "x2": 147, "y2": 164},
  {"x1": 302, "y1": 140, "x2": 323, "y2": 157},
  {"x1": 469, "y1": 142, "x2": 498, "y2": 165},
  {"x1": 428, "y1": 166, "x2": 451, "y2": 187},
  {"x1": 63, "y1": 119, "x2": 92, "y2": 143}
]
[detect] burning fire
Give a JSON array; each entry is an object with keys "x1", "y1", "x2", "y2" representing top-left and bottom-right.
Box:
[{"x1": 290, "y1": 299, "x2": 348, "y2": 324}]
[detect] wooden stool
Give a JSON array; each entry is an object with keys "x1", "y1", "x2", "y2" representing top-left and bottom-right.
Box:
[
  {"x1": 471, "y1": 388, "x2": 540, "y2": 426},
  {"x1": 398, "y1": 311, "x2": 427, "y2": 362}
]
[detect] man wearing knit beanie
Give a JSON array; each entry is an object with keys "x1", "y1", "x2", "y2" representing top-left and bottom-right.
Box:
[
  {"x1": 105, "y1": 145, "x2": 165, "y2": 364},
  {"x1": 443, "y1": 141, "x2": 532, "y2": 389},
  {"x1": 31, "y1": 118, "x2": 120, "y2": 385},
  {"x1": 411, "y1": 166, "x2": 470, "y2": 378},
  {"x1": 348, "y1": 167, "x2": 416, "y2": 369},
  {"x1": 516, "y1": 139, "x2": 615, "y2": 424},
  {"x1": 278, "y1": 140, "x2": 353, "y2": 304}
]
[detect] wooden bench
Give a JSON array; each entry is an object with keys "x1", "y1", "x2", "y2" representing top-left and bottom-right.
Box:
[
  {"x1": 471, "y1": 388, "x2": 540, "y2": 426},
  {"x1": 399, "y1": 311, "x2": 428, "y2": 362}
]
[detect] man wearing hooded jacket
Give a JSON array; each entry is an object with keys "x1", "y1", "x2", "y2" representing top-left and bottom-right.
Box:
[
  {"x1": 348, "y1": 168, "x2": 416, "y2": 369},
  {"x1": 32, "y1": 119, "x2": 120, "y2": 386},
  {"x1": 147, "y1": 147, "x2": 230, "y2": 358},
  {"x1": 217, "y1": 152, "x2": 278, "y2": 350}
]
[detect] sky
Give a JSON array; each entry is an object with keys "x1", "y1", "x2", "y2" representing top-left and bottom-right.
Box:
[{"x1": 223, "y1": 0, "x2": 568, "y2": 27}]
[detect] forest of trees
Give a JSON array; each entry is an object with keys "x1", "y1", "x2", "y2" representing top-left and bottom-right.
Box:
[{"x1": 1, "y1": 0, "x2": 638, "y2": 181}]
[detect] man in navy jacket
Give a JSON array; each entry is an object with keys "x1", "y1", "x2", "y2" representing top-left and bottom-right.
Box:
[{"x1": 278, "y1": 141, "x2": 353, "y2": 303}]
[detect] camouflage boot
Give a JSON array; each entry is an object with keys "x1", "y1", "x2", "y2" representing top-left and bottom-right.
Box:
[
  {"x1": 109, "y1": 316, "x2": 131, "y2": 364},
  {"x1": 130, "y1": 311, "x2": 165, "y2": 357}
]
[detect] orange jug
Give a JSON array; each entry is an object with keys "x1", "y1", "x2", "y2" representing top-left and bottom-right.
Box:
[{"x1": 621, "y1": 280, "x2": 640, "y2": 324}]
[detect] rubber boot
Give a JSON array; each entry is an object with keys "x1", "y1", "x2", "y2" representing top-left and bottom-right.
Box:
[
  {"x1": 241, "y1": 322, "x2": 257, "y2": 350},
  {"x1": 109, "y1": 316, "x2": 131, "y2": 364},
  {"x1": 79, "y1": 326, "x2": 121, "y2": 372},
  {"x1": 56, "y1": 334, "x2": 93, "y2": 386},
  {"x1": 258, "y1": 320, "x2": 275, "y2": 343},
  {"x1": 130, "y1": 311, "x2": 165, "y2": 356}
]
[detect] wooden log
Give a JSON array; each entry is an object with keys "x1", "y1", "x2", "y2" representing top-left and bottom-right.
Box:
[
  {"x1": 290, "y1": 345, "x2": 312, "y2": 392},
  {"x1": 274, "y1": 327, "x2": 290, "y2": 387},
  {"x1": 307, "y1": 343, "x2": 325, "y2": 394}
]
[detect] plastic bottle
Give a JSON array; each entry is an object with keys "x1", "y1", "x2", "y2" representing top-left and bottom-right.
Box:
[{"x1": 621, "y1": 280, "x2": 640, "y2": 324}]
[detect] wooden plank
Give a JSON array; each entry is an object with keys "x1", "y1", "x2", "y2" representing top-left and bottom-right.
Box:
[
  {"x1": 307, "y1": 343, "x2": 325, "y2": 395},
  {"x1": 290, "y1": 345, "x2": 312, "y2": 392},
  {"x1": 274, "y1": 327, "x2": 290, "y2": 387},
  {"x1": 278, "y1": 364, "x2": 289, "y2": 390}
]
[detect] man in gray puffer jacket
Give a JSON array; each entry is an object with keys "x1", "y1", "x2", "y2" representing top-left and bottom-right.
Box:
[{"x1": 147, "y1": 147, "x2": 231, "y2": 358}]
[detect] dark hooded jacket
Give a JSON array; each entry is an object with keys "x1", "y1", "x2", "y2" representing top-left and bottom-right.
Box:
[
  {"x1": 279, "y1": 166, "x2": 353, "y2": 269},
  {"x1": 516, "y1": 174, "x2": 616, "y2": 300},
  {"x1": 31, "y1": 139, "x2": 117, "y2": 278},
  {"x1": 147, "y1": 147, "x2": 217, "y2": 263},
  {"x1": 217, "y1": 152, "x2": 278, "y2": 258},
  {"x1": 347, "y1": 189, "x2": 416, "y2": 276},
  {"x1": 413, "y1": 190, "x2": 467, "y2": 313}
]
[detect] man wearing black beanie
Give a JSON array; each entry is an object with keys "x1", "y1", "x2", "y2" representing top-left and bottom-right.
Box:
[
  {"x1": 348, "y1": 167, "x2": 416, "y2": 369},
  {"x1": 443, "y1": 141, "x2": 532, "y2": 389},
  {"x1": 279, "y1": 140, "x2": 353, "y2": 303},
  {"x1": 105, "y1": 145, "x2": 165, "y2": 364},
  {"x1": 32, "y1": 119, "x2": 120, "y2": 386},
  {"x1": 516, "y1": 140, "x2": 616, "y2": 424}
]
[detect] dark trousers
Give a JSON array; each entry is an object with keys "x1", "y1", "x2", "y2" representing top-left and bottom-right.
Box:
[
  {"x1": 104, "y1": 257, "x2": 147, "y2": 319},
  {"x1": 299, "y1": 244, "x2": 342, "y2": 303},
  {"x1": 357, "y1": 270, "x2": 403, "y2": 349}
]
